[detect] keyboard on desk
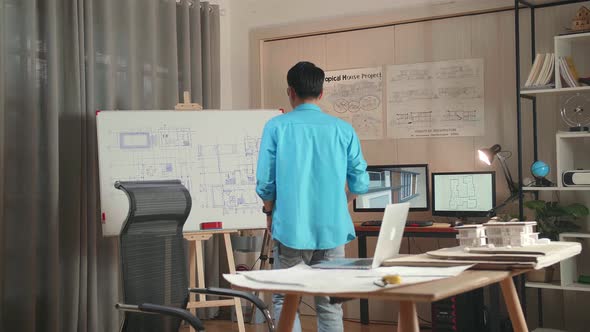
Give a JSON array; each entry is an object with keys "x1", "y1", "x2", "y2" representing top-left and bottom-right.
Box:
[{"x1": 360, "y1": 220, "x2": 434, "y2": 227}]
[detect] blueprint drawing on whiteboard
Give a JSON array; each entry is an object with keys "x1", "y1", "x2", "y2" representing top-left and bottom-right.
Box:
[
  {"x1": 96, "y1": 110, "x2": 281, "y2": 235},
  {"x1": 387, "y1": 58, "x2": 484, "y2": 138},
  {"x1": 106, "y1": 127, "x2": 261, "y2": 216},
  {"x1": 321, "y1": 67, "x2": 384, "y2": 140}
]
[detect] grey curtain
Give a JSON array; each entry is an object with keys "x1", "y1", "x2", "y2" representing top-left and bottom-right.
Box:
[{"x1": 0, "y1": 0, "x2": 220, "y2": 331}]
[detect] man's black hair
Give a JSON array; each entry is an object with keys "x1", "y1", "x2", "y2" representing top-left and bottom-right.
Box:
[{"x1": 287, "y1": 61, "x2": 325, "y2": 99}]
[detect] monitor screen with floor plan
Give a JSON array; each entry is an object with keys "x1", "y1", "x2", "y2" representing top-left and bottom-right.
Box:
[{"x1": 431, "y1": 171, "x2": 495, "y2": 217}]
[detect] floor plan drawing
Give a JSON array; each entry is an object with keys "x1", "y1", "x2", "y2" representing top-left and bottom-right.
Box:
[
  {"x1": 449, "y1": 175, "x2": 478, "y2": 210},
  {"x1": 195, "y1": 137, "x2": 261, "y2": 215},
  {"x1": 387, "y1": 58, "x2": 484, "y2": 138},
  {"x1": 96, "y1": 110, "x2": 281, "y2": 235}
]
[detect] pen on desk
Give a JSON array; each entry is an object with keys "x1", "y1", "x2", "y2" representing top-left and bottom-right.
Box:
[{"x1": 369, "y1": 274, "x2": 451, "y2": 287}]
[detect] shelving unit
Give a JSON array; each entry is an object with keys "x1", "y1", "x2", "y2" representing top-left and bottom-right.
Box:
[
  {"x1": 515, "y1": 0, "x2": 590, "y2": 329},
  {"x1": 521, "y1": 85, "x2": 590, "y2": 95},
  {"x1": 525, "y1": 132, "x2": 590, "y2": 190},
  {"x1": 523, "y1": 186, "x2": 590, "y2": 191},
  {"x1": 527, "y1": 233, "x2": 590, "y2": 291}
]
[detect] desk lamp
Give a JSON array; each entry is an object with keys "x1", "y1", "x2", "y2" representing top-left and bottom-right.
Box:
[{"x1": 478, "y1": 144, "x2": 518, "y2": 216}]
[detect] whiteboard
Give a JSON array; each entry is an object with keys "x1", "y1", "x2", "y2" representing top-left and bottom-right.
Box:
[{"x1": 96, "y1": 110, "x2": 281, "y2": 236}]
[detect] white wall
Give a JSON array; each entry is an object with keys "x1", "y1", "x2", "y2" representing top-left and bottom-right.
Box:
[{"x1": 224, "y1": 0, "x2": 513, "y2": 109}]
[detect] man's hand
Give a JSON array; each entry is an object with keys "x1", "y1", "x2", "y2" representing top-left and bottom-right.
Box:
[
  {"x1": 263, "y1": 200, "x2": 274, "y2": 232},
  {"x1": 266, "y1": 215, "x2": 272, "y2": 232},
  {"x1": 346, "y1": 191, "x2": 357, "y2": 203}
]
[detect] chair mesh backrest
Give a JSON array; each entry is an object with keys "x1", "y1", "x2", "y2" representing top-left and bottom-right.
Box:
[{"x1": 116, "y1": 180, "x2": 192, "y2": 332}]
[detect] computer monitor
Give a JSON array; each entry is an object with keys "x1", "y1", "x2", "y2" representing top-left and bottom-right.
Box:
[
  {"x1": 353, "y1": 164, "x2": 429, "y2": 212},
  {"x1": 431, "y1": 171, "x2": 496, "y2": 218}
]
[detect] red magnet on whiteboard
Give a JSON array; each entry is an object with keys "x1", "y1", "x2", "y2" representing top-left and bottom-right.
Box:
[
  {"x1": 101, "y1": 212, "x2": 106, "y2": 224},
  {"x1": 200, "y1": 221, "x2": 222, "y2": 230}
]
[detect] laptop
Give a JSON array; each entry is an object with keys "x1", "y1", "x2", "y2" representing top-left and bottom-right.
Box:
[{"x1": 312, "y1": 202, "x2": 410, "y2": 270}]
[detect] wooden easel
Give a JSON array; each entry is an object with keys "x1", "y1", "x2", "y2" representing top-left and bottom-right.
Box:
[
  {"x1": 175, "y1": 91, "x2": 203, "y2": 111},
  {"x1": 184, "y1": 230, "x2": 245, "y2": 332},
  {"x1": 175, "y1": 92, "x2": 245, "y2": 332}
]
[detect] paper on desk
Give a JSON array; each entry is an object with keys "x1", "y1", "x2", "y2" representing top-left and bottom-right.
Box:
[{"x1": 224, "y1": 264, "x2": 472, "y2": 294}]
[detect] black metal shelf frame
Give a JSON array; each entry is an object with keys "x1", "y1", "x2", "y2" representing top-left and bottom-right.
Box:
[{"x1": 514, "y1": 0, "x2": 589, "y2": 328}]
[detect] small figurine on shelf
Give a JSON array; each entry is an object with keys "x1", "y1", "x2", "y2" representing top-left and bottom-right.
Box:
[{"x1": 571, "y1": 6, "x2": 590, "y2": 32}]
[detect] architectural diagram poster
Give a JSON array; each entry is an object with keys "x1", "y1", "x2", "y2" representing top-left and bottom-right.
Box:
[
  {"x1": 387, "y1": 58, "x2": 484, "y2": 138},
  {"x1": 321, "y1": 67, "x2": 384, "y2": 140}
]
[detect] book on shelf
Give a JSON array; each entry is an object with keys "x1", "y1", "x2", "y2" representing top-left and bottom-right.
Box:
[
  {"x1": 524, "y1": 53, "x2": 555, "y2": 88},
  {"x1": 558, "y1": 56, "x2": 581, "y2": 88}
]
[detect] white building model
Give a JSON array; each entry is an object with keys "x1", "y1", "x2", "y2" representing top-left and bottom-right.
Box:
[
  {"x1": 456, "y1": 221, "x2": 539, "y2": 248},
  {"x1": 484, "y1": 221, "x2": 538, "y2": 247},
  {"x1": 455, "y1": 225, "x2": 487, "y2": 247}
]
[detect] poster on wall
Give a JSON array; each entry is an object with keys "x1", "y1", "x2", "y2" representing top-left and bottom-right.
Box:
[
  {"x1": 386, "y1": 58, "x2": 484, "y2": 138},
  {"x1": 320, "y1": 67, "x2": 384, "y2": 140}
]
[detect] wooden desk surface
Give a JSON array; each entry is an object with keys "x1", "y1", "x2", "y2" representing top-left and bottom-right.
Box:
[
  {"x1": 233, "y1": 269, "x2": 525, "y2": 303},
  {"x1": 354, "y1": 222, "x2": 458, "y2": 234}
]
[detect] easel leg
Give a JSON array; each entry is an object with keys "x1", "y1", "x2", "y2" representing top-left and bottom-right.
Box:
[
  {"x1": 278, "y1": 294, "x2": 300, "y2": 332},
  {"x1": 224, "y1": 233, "x2": 246, "y2": 332},
  {"x1": 500, "y1": 277, "x2": 529, "y2": 332},
  {"x1": 248, "y1": 229, "x2": 273, "y2": 324},
  {"x1": 189, "y1": 240, "x2": 196, "y2": 332},
  {"x1": 398, "y1": 301, "x2": 419, "y2": 332},
  {"x1": 196, "y1": 240, "x2": 206, "y2": 302}
]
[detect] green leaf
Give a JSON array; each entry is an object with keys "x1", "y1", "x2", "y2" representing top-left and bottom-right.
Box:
[
  {"x1": 563, "y1": 204, "x2": 590, "y2": 218},
  {"x1": 524, "y1": 200, "x2": 546, "y2": 211}
]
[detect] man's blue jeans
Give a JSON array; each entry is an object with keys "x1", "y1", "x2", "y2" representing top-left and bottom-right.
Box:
[{"x1": 272, "y1": 242, "x2": 345, "y2": 332}]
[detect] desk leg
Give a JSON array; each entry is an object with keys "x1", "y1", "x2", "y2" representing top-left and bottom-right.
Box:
[
  {"x1": 489, "y1": 284, "x2": 501, "y2": 332},
  {"x1": 358, "y1": 235, "x2": 369, "y2": 325},
  {"x1": 500, "y1": 277, "x2": 528, "y2": 332},
  {"x1": 398, "y1": 301, "x2": 419, "y2": 332},
  {"x1": 277, "y1": 294, "x2": 300, "y2": 332}
]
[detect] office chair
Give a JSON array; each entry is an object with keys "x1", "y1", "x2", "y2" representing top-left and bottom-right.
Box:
[{"x1": 114, "y1": 180, "x2": 274, "y2": 332}]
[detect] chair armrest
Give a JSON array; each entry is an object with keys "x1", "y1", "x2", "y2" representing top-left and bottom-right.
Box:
[
  {"x1": 115, "y1": 303, "x2": 205, "y2": 331},
  {"x1": 189, "y1": 287, "x2": 275, "y2": 331}
]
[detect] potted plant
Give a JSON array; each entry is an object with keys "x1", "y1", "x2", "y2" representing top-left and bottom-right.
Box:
[{"x1": 524, "y1": 200, "x2": 588, "y2": 282}]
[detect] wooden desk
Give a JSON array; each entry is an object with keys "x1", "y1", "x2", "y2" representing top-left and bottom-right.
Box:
[
  {"x1": 233, "y1": 269, "x2": 529, "y2": 332},
  {"x1": 354, "y1": 222, "x2": 458, "y2": 325}
]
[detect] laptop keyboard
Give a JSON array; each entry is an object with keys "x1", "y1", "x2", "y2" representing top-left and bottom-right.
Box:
[{"x1": 349, "y1": 259, "x2": 372, "y2": 266}]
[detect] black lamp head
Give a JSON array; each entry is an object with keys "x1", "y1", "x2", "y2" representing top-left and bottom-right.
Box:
[{"x1": 478, "y1": 144, "x2": 502, "y2": 166}]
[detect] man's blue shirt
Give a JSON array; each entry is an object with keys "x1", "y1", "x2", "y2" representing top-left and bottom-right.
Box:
[{"x1": 256, "y1": 103, "x2": 369, "y2": 250}]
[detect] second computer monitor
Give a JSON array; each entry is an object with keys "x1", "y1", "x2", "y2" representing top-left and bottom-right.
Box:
[
  {"x1": 353, "y1": 164, "x2": 429, "y2": 212},
  {"x1": 431, "y1": 171, "x2": 496, "y2": 218}
]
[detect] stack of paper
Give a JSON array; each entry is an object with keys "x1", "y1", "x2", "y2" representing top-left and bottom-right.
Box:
[
  {"x1": 224, "y1": 264, "x2": 473, "y2": 294},
  {"x1": 383, "y1": 242, "x2": 581, "y2": 270},
  {"x1": 524, "y1": 53, "x2": 555, "y2": 89}
]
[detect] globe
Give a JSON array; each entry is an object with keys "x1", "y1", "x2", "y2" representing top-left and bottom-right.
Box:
[{"x1": 531, "y1": 160, "x2": 550, "y2": 178}]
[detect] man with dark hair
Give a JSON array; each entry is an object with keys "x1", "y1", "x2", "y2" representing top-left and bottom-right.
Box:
[{"x1": 256, "y1": 61, "x2": 369, "y2": 331}]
